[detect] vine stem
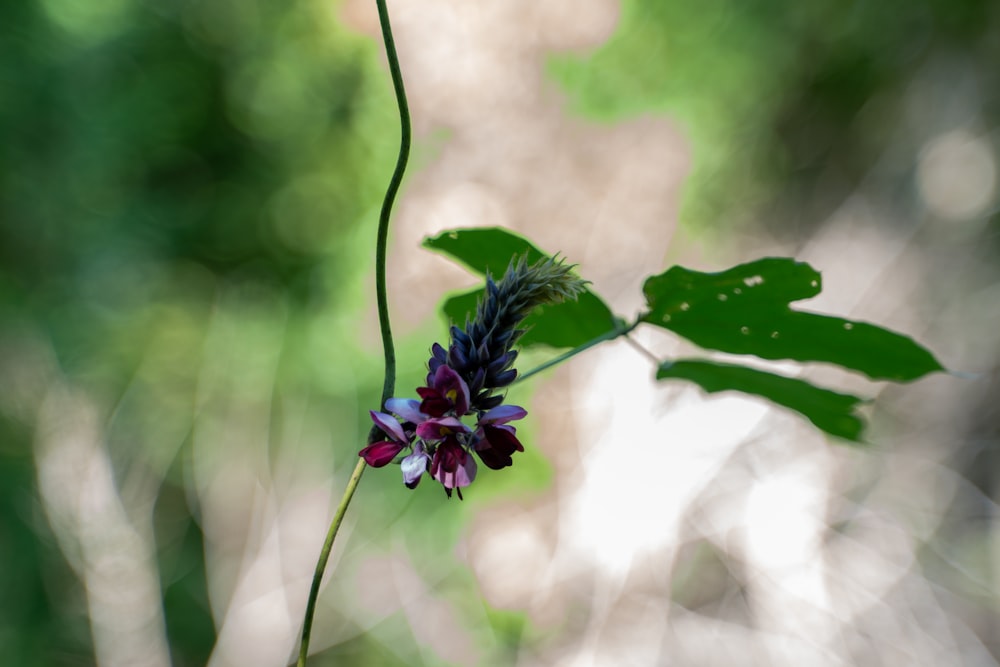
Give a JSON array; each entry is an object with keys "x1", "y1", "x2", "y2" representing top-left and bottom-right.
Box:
[
  {"x1": 295, "y1": 458, "x2": 367, "y2": 667},
  {"x1": 374, "y1": 0, "x2": 412, "y2": 409},
  {"x1": 514, "y1": 319, "x2": 640, "y2": 384},
  {"x1": 296, "y1": 0, "x2": 410, "y2": 664}
]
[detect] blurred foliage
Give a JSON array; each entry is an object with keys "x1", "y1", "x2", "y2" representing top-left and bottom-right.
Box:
[
  {"x1": 0, "y1": 0, "x2": 402, "y2": 662},
  {"x1": 0, "y1": 453, "x2": 90, "y2": 665},
  {"x1": 1, "y1": 0, "x2": 997, "y2": 664},
  {"x1": 550, "y1": 0, "x2": 1000, "y2": 234}
]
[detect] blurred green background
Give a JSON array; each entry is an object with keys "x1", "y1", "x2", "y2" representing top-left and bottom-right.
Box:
[
  {"x1": 1, "y1": 0, "x2": 997, "y2": 665},
  {"x1": 3, "y1": 1, "x2": 401, "y2": 664}
]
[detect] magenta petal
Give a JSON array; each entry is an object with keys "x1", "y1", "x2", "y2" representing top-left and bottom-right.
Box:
[
  {"x1": 474, "y1": 443, "x2": 511, "y2": 470},
  {"x1": 431, "y1": 441, "x2": 477, "y2": 489},
  {"x1": 475, "y1": 425, "x2": 523, "y2": 469},
  {"x1": 455, "y1": 454, "x2": 477, "y2": 487},
  {"x1": 416, "y1": 416, "x2": 469, "y2": 441},
  {"x1": 369, "y1": 410, "x2": 407, "y2": 443},
  {"x1": 417, "y1": 386, "x2": 451, "y2": 418},
  {"x1": 359, "y1": 441, "x2": 405, "y2": 467},
  {"x1": 479, "y1": 404, "x2": 527, "y2": 425},
  {"x1": 484, "y1": 425, "x2": 524, "y2": 453},
  {"x1": 431, "y1": 365, "x2": 471, "y2": 416},
  {"x1": 385, "y1": 398, "x2": 426, "y2": 424}
]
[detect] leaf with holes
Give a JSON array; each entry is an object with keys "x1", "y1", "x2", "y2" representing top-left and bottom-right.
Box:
[{"x1": 641, "y1": 258, "x2": 944, "y2": 381}]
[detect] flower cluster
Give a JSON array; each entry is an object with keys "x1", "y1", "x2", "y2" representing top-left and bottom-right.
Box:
[{"x1": 360, "y1": 254, "x2": 586, "y2": 498}]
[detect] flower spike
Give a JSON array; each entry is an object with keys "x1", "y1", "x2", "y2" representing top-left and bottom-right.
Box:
[
  {"x1": 360, "y1": 253, "x2": 584, "y2": 498},
  {"x1": 448, "y1": 255, "x2": 587, "y2": 411}
]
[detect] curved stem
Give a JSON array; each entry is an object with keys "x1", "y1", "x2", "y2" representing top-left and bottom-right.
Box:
[
  {"x1": 514, "y1": 319, "x2": 639, "y2": 384},
  {"x1": 374, "y1": 0, "x2": 412, "y2": 410},
  {"x1": 296, "y1": 458, "x2": 367, "y2": 667},
  {"x1": 297, "y1": 1, "x2": 411, "y2": 664}
]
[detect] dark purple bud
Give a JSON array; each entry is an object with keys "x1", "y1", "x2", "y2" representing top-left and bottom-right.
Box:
[
  {"x1": 469, "y1": 367, "x2": 486, "y2": 393},
  {"x1": 450, "y1": 325, "x2": 472, "y2": 349},
  {"x1": 477, "y1": 394, "x2": 504, "y2": 410},
  {"x1": 464, "y1": 345, "x2": 479, "y2": 367},
  {"x1": 429, "y1": 343, "x2": 448, "y2": 376},
  {"x1": 491, "y1": 333, "x2": 511, "y2": 353},
  {"x1": 449, "y1": 343, "x2": 469, "y2": 371},
  {"x1": 486, "y1": 353, "x2": 511, "y2": 375},
  {"x1": 490, "y1": 368, "x2": 517, "y2": 387},
  {"x1": 432, "y1": 342, "x2": 448, "y2": 363},
  {"x1": 472, "y1": 341, "x2": 489, "y2": 366}
]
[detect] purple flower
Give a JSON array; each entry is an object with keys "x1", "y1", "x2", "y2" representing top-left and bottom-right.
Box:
[
  {"x1": 359, "y1": 254, "x2": 588, "y2": 497},
  {"x1": 400, "y1": 442, "x2": 430, "y2": 489},
  {"x1": 359, "y1": 410, "x2": 409, "y2": 467},
  {"x1": 430, "y1": 437, "x2": 477, "y2": 499},
  {"x1": 414, "y1": 415, "x2": 476, "y2": 497},
  {"x1": 417, "y1": 364, "x2": 470, "y2": 417},
  {"x1": 361, "y1": 366, "x2": 529, "y2": 497},
  {"x1": 416, "y1": 415, "x2": 469, "y2": 440},
  {"x1": 385, "y1": 397, "x2": 426, "y2": 424},
  {"x1": 473, "y1": 405, "x2": 527, "y2": 470}
]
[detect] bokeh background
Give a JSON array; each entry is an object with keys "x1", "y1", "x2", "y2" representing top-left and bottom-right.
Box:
[{"x1": 2, "y1": 0, "x2": 998, "y2": 665}]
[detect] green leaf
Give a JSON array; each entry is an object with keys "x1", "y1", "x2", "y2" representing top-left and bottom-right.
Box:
[
  {"x1": 641, "y1": 258, "x2": 944, "y2": 381},
  {"x1": 425, "y1": 227, "x2": 619, "y2": 348},
  {"x1": 424, "y1": 227, "x2": 549, "y2": 274},
  {"x1": 657, "y1": 358, "x2": 868, "y2": 442}
]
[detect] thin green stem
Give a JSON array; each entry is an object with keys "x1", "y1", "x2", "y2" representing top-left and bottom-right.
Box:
[
  {"x1": 375, "y1": 0, "x2": 411, "y2": 409},
  {"x1": 297, "y1": 1, "x2": 411, "y2": 664},
  {"x1": 296, "y1": 458, "x2": 367, "y2": 667},
  {"x1": 514, "y1": 319, "x2": 639, "y2": 384}
]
